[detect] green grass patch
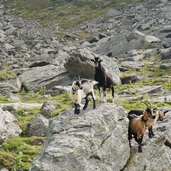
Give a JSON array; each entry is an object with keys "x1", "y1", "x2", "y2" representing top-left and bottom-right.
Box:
[
  {"x1": 0, "y1": 95, "x2": 9, "y2": 103},
  {"x1": 0, "y1": 68, "x2": 16, "y2": 81},
  {"x1": 0, "y1": 136, "x2": 43, "y2": 171},
  {"x1": 16, "y1": 107, "x2": 40, "y2": 133}
]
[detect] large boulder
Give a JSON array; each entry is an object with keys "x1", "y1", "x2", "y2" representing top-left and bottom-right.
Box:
[
  {"x1": 30, "y1": 103, "x2": 129, "y2": 171},
  {"x1": 19, "y1": 65, "x2": 72, "y2": 91},
  {"x1": 64, "y1": 48, "x2": 121, "y2": 85},
  {"x1": 0, "y1": 108, "x2": 22, "y2": 144}
]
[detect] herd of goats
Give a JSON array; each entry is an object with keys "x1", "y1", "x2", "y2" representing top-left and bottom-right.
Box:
[{"x1": 70, "y1": 57, "x2": 169, "y2": 152}]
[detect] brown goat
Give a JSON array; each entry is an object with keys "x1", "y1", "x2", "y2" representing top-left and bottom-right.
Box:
[{"x1": 128, "y1": 107, "x2": 155, "y2": 152}]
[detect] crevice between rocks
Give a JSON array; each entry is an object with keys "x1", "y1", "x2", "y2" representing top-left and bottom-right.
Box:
[
  {"x1": 120, "y1": 149, "x2": 136, "y2": 171},
  {"x1": 164, "y1": 139, "x2": 171, "y2": 149}
]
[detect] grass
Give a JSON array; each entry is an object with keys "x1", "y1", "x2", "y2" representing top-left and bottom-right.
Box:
[
  {"x1": 0, "y1": 136, "x2": 44, "y2": 171},
  {"x1": 0, "y1": 90, "x2": 72, "y2": 170},
  {"x1": 0, "y1": 68, "x2": 16, "y2": 81}
]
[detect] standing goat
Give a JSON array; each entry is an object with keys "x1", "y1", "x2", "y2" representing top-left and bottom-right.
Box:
[
  {"x1": 71, "y1": 79, "x2": 98, "y2": 114},
  {"x1": 91, "y1": 57, "x2": 115, "y2": 102},
  {"x1": 128, "y1": 103, "x2": 156, "y2": 152},
  {"x1": 128, "y1": 108, "x2": 168, "y2": 138}
]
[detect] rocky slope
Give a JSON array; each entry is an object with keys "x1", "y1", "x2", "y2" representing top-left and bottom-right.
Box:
[
  {"x1": 0, "y1": 0, "x2": 171, "y2": 170},
  {"x1": 30, "y1": 103, "x2": 171, "y2": 171}
]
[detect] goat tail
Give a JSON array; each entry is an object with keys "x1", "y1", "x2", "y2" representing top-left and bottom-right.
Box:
[{"x1": 90, "y1": 80, "x2": 99, "y2": 86}]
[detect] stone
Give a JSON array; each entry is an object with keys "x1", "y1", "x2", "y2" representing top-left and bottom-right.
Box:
[
  {"x1": 121, "y1": 74, "x2": 144, "y2": 84},
  {"x1": 130, "y1": 85, "x2": 164, "y2": 95},
  {"x1": 19, "y1": 65, "x2": 72, "y2": 91},
  {"x1": 26, "y1": 114, "x2": 49, "y2": 137},
  {"x1": 30, "y1": 103, "x2": 129, "y2": 171},
  {"x1": 64, "y1": 48, "x2": 121, "y2": 85},
  {"x1": 0, "y1": 108, "x2": 22, "y2": 145},
  {"x1": 40, "y1": 101, "x2": 57, "y2": 117}
]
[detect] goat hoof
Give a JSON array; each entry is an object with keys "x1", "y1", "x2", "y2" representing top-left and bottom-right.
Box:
[
  {"x1": 138, "y1": 148, "x2": 142, "y2": 153},
  {"x1": 149, "y1": 134, "x2": 155, "y2": 138},
  {"x1": 74, "y1": 110, "x2": 80, "y2": 114}
]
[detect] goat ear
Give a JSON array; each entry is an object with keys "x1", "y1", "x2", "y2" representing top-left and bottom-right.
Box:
[
  {"x1": 99, "y1": 59, "x2": 102, "y2": 63},
  {"x1": 91, "y1": 59, "x2": 95, "y2": 62}
]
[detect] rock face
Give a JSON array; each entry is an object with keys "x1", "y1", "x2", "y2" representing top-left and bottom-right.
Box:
[
  {"x1": 19, "y1": 65, "x2": 71, "y2": 91},
  {"x1": 30, "y1": 103, "x2": 129, "y2": 171},
  {"x1": 30, "y1": 104, "x2": 171, "y2": 171},
  {"x1": 0, "y1": 108, "x2": 22, "y2": 144},
  {"x1": 64, "y1": 48, "x2": 121, "y2": 85}
]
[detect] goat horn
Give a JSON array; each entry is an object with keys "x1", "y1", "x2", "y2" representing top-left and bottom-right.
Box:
[
  {"x1": 143, "y1": 101, "x2": 150, "y2": 108},
  {"x1": 149, "y1": 101, "x2": 152, "y2": 109}
]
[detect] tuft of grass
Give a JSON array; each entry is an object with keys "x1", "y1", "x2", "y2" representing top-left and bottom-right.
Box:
[
  {"x1": 0, "y1": 95, "x2": 9, "y2": 103},
  {"x1": 0, "y1": 136, "x2": 43, "y2": 171},
  {"x1": 0, "y1": 68, "x2": 16, "y2": 81},
  {"x1": 16, "y1": 107, "x2": 41, "y2": 134}
]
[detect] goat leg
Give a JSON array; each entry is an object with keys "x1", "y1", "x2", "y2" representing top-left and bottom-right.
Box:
[
  {"x1": 137, "y1": 137, "x2": 143, "y2": 153},
  {"x1": 148, "y1": 127, "x2": 155, "y2": 138},
  {"x1": 111, "y1": 86, "x2": 114, "y2": 103},
  {"x1": 83, "y1": 97, "x2": 89, "y2": 110},
  {"x1": 91, "y1": 92, "x2": 96, "y2": 109},
  {"x1": 128, "y1": 128, "x2": 132, "y2": 148}
]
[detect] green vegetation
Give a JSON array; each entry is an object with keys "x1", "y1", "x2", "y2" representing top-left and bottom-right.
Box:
[
  {"x1": 0, "y1": 68, "x2": 16, "y2": 81},
  {"x1": 0, "y1": 91, "x2": 72, "y2": 170},
  {"x1": 0, "y1": 95, "x2": 9, "y2": 103},
  {"x1": 0, "y1": 136, "x2": 44, "y2": 171},
  {"x1": 115, "y1": 56, "x2": 171, "y2": 110}
]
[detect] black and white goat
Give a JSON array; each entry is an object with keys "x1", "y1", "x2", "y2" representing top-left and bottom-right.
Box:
[
  {"x1": 128, "y1": 103, "x2": 156, "y2": 152},
  {"x1": 71, "y1": 79, "x2": 98, "y2": 114},
  {"x1": 91, "y1": 57, "x2": 115, "y2": 102},
  {"x1": 128, "y1": 108, "x2": 168, "y2": 138}
]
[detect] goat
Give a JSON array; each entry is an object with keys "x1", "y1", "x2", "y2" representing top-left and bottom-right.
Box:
[
  {"x1": 128, "y1": 104, "x2": 155, "y2": 152},
  {"x1": 71, "y1": 79, "x2": 98, "y2": 114},
  {"x1": 128, "y1": 109, "x2": 168, "y2": 138},
  {"x1": 91, "y1": 57, "x2": 115, "y2": 102}
]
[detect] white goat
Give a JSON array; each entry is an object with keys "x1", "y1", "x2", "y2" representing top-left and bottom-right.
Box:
[{"x1": 71, "y1": 79, "x2": 98, "y2": 114}]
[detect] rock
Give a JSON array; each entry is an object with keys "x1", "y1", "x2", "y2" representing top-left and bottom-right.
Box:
[
  {"x1": 64, "y1": 48, "x2": 121, "y2": 85},
  {"x1": 2, "y1": 105, "x2": 17, "y2": 116},
  {"x1": 26, "y1": 114, "x2": 49, "y2": 137},
  {"x1": 105, "y1": 9, "x2": 122, "y2": 17},
  {"x1": 126, "y1": 49, "x2": 138, "y2": 56},
  {"x1": 0, "y1": 108, "x2": 22, "y2": 145},
  {"x1": 160, "y1": 25, "x2": 171, "y2": 33},
  {"x1": 121, "y1": 74, "x2": 144, "y2": 84},
  {"x1": 19, "y1": 65, "x2": 72, "y2": 91},
  {"x1": 7, "y1": 93, "x2": 21, "y2": 102},
  {"x1": 30, "y1": 103, "x2": 129, "y2": 171},
  {"x1": 40, "y1": 101, "x2": 57, "y2": 117},
  {"x1": 159, "y1": 47, "x2": 171, "y2": 59},
  {"x1": 0, "y1": 82, "x2": 19, "y2": 96},
  {"x1": 160, "y1": 63, "x2": 171, "y2": 69},
  {"x1": 151, "y1": 93, "x2": 171, "y2": 103},
  {"x1": 29, "y1": 61, "x2": 50, "y2": 68},
  {"x1": 130, "y1": 85, "x2": 164, "y2": 95},
  {"x1": 0, "y1": 168, "x2": 9, "y2": 171},
  {"x1": 120, "y1": 61, "x2": 144, "y2": 71},
  {"x1": 46, "y1": 85, "x2": 71, "y2": 96},
  {"x1": 0, "y1": 103, "x2": 42, "y2": 110}
]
